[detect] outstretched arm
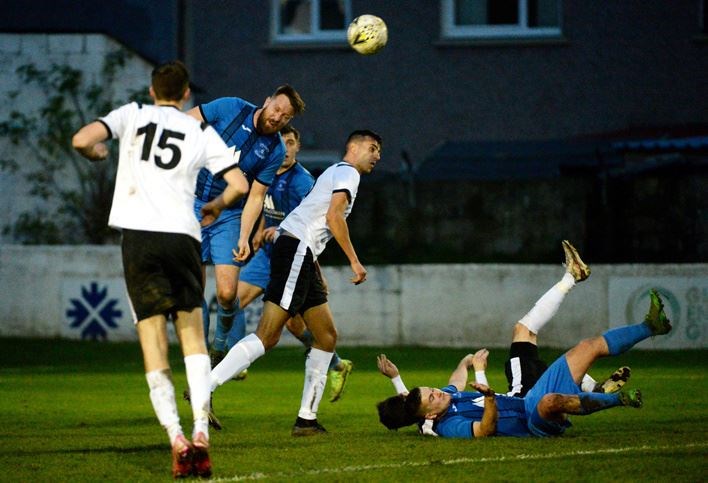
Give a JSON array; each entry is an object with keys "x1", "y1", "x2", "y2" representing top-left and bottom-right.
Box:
[
  {"x1": 447, "y1": 353, "x2": 477, "y2": 391},
  {"x1": 471, "y1": 348, "x2": 489, "y2": 386},
  {"x1": 326, "y1": 192, "x2": 366, "y2": 285},
  {"x1": 377, "y1": 354, "x2": 408, "y2": 395},
  {"x1": 72, "y1": 121, "x2": 110, "y2": 161}
]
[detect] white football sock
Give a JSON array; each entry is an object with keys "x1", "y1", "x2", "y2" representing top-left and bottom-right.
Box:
[
  {"x1": 145, "y1": 369, "x2": 182, "y2": 445},
  {"x1": 580, "y1": 373, "x2": 598, "y2": 392},
  {"x1": 519, "y1": 272, "x2": 575, "y2": 334},
  {"x1": 297, "y1": 348, "x2": 333, "y2": 420},
  {"x1": 184, "y1": 353, "x2": 211, "y2": 438},
  {"x1": 210, "y1": 333, "x2": 265, "y2": 391}
]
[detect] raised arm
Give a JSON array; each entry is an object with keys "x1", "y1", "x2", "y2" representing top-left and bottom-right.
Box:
[
  {"x1": 326, "y1": 192, "x2": 366, "y2": 284},
  {"x1": 377, "y1": 354, "x2": 408, "y2": 395},
  {"x1": 447, "y1": 354, "x2": 476, "y2": 391},
  {"x1": 72, "y1": 121, "x2": 110, "y2": 161}
]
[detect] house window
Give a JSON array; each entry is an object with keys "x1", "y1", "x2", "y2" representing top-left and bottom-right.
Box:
[
  {"x1": 441, "y1": 0, "x2": 562, "y2": 40},
  {"x1": 271, "y1": 0, "x2": 352, "y2": 44}
]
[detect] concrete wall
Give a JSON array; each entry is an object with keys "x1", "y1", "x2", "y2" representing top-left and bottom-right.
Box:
[
  {"x1": 0, "y1": 33, "x2": 154, "y2": 243},
  {"x1": 1, "y1": 245, "x2": 705, "y2": 349}
]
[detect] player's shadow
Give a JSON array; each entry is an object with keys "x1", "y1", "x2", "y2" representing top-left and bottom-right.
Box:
[{"x1": 4, "y1": 444, "x2": 165, "y2": 456}]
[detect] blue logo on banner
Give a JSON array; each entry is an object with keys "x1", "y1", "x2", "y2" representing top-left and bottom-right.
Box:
[{"x1": 66, "y1": 282, "x2": 123, "y2": 340}]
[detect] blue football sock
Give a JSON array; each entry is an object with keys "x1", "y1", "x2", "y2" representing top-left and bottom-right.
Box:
[
  {"x1": 602, "y1": 322, "x2": 653, "y2": 355},
  {"x1": 213, "y1": 302, "x2": 237, "y2": 352},
  {"x1": 329, "y1": 352, "x2": 342, "y2": 371},
  {"x1": 226, "y1": 309, "x2": 247, "y2": 351},
  {"x1": 298, "y1": 329, "x2": 315, "y2": 348},
  {"x1": 578, "y1": 392, "x2": 622, "y2": 414},
  {"x1": 201, "y1": 299, "x2": 210, "y2": 348}
]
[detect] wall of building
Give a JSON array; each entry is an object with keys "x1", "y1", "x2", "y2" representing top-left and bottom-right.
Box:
[
  {"x1": 0, "y1": 33, "x2": 154, "y2": 243},
  {"x1": 187, "y1": 1, "x2": 708, "y2": 172},
  {"x1": 1, "y1": 245, "x2": 705, "y2": 349}
]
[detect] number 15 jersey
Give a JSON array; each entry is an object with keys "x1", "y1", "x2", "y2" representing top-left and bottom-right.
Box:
[{"x1": 100, "y1": 102, "x2": 240, "y2": 241}]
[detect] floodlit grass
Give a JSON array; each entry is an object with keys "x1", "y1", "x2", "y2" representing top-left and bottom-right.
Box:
[{"x1": 0, "y1": 338, "x2": 706, "y2": 481}]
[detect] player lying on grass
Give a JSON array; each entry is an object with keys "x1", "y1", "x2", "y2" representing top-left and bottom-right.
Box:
[
  {"x1": 377, "y1": 240, "x2": 629, "y2": 436},
  {"x1": 377, "y1": 242, "x2": 670, "y2": 438}
]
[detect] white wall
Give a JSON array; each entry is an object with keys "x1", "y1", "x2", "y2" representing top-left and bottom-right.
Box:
[
  {"x1": 0, "y1": 33, "x2": 154, "y2": 243},
  {"x1": 1, "y1": 245, "x2": 705, "y2": 349}
]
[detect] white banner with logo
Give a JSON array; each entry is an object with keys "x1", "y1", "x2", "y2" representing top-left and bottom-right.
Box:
[{"x1": 608, "y1": 277, "x2": 707, "y2": 349}]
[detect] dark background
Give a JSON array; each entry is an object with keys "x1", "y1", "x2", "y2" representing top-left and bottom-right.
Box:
[{"x1": 2, "y1": 0, "x2": 706, "y2": 263}]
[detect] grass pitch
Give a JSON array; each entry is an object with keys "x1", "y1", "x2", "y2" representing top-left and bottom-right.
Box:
[{"x1": 1, "y1": 337, "x2": 706, "y2": 482}]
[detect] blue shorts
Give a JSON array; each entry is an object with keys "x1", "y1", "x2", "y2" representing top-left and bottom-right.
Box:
[
  {"x1": 194, "y1": 199, "x2": 244, "y2": 267},
  {"x1": 239, "y1": 247, "x2": 272, "y2": 290},
  {"x1": 524, "y1": 354, "x2": 579, "y2": 437}
]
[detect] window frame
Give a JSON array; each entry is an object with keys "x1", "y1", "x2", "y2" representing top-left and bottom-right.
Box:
[
  {"x1": 270, "y1": 0, "x2": 352, "y2": 45},
  {"x1": 440, "y1": 0, "x2": 562, "y2": 40}
]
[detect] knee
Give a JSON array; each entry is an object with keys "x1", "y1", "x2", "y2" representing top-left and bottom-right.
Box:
[
  {"x1": 256, "y1": 326, "x2": 282, "y2": 350},
  {"x1": 574, "y1": 337, "x2": 606, "y2": 358},
  {"x1": 538, "y1": 393, "x2": 565, "y2": 418},
  {"x1": 316, "y1": 326, "x2": 337, "y2": 351},
  {"x1": 216, "y1": 285, "x2": 237, "y2": 306}
]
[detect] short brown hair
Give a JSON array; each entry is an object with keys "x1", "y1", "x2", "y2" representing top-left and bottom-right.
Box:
[
  {"x1": 272, "y1": 84, "x2": 306, "y2": 116},
  {"x1": 280, "y1": 124, "x2": 300, "y2": 141},
  {"x1": 151, "y1": 60, "x2": 189, "y2": 102}
]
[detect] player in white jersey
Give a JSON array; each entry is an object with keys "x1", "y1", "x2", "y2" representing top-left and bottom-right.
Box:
[
  {"x1": 72, "y1": 60, "x2": 249, "y2": 478},
  {"x1": 206, "y1": 130, "x2": 382, "y2": 436}
]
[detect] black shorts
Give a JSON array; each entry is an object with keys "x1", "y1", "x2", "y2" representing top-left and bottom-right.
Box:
[
  {"x1": 504, "y1": 341, "x2": 548, "y2": 397},
  {"x1": 263, "y1": 234, "x2": 328, "y2": 316},
  {"x1": 121, "y1": 229, "x2": 204, "y2": 321}
]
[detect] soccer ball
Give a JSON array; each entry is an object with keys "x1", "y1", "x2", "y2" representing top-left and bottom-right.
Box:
[{"x1": 347, "y1": 14, "x2": 388, "y2": 55}]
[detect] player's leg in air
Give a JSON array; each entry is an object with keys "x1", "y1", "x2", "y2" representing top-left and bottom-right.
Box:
[
  {"x1": 507, "y1": 240, "x2": 630, "y2": 398},
  {"x1": 525, "y1": 289, "x2": 672, "y2": 436}
]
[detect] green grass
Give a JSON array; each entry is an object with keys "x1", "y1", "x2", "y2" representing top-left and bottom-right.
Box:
[{"x1": 0, "y1": 338, "x2": 706, "y2": 482}]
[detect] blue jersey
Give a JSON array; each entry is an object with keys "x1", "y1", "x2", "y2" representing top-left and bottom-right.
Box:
[
  {"x1": 433, "y1": 385, "x2": 531, "y2": 438},
  {"x1": 194, "y1": 97, "x2": 285, "y2": 210},
  {"x1": 263, "y1": 163, "x2": 315, "y2": 229}
]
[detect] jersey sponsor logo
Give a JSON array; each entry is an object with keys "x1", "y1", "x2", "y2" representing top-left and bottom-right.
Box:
[
  {"x1": 263, "y1": 194, "x2": 285, "y2": 221},
  {"x1": 241, "y1": 125, "x2": 252, "y2": 133}
]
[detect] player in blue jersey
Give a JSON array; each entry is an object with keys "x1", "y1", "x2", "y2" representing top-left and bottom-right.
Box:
[
  {"x1": 187, "y1": 86, "x2": 306, "y2": 356},
  {"x1": 377, "y1": 285, "x2": 671, "y2": 438},
  {"x1": 209, "y1": 125, "x2": 354, "y2": 405}
]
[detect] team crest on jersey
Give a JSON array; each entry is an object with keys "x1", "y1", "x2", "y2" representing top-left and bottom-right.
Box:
[{"x1": 254, "y1": 142, "x2": 268, "y2": 159}]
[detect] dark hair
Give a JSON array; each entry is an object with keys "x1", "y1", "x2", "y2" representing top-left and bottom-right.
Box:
[
  {"x1": 346, "y1": 129, "x2": 383, "y2": 148},
  {"x1": 272, "y1": 84, "x2": 306, "y2": 116},
  {"x1": 280, "y1": 124, "x2": 300, "y2": 141},
  {"x1": 376, "y1": 391, "x2": 422, "y2": 430},
  {"x1": 151, "y1": 60, "x2": 189, "y2": 101}
]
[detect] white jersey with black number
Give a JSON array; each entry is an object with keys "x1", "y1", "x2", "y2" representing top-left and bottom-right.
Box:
[
  {"x1": 280, "y1": 161, "x2": 360, "y2": 258},
  {"x1": 100, "y1": 102, "x2": 239, "y2": 241}
]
